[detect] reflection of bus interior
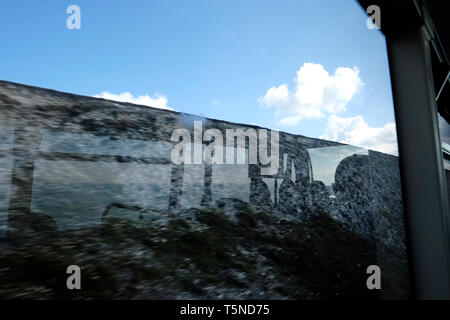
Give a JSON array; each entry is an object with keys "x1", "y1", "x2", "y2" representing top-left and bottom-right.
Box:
[
  {"x1": 0, "y1": 77, "x2": 409, "y2": 300},
  {"x1": 0, "y1": 82, "x2": 403, "y2": 243}
]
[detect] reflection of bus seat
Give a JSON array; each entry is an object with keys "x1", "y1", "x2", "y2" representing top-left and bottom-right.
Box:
[
  {"x1": 101, "y1": 203, "x2": 143, "y2": 224},
  {"x1": 216, "y1": 197, "x2": 247, "y2": 211},
  {"x1": 309, "y1": 181, "x2": 331, "y2": 215},
  {"x1": 249, "y1": 177, "x2": 272, "y2": 208},
  {"x1": 333, "y1": 154, "x2": 374, "y2": 236},
  {"x1": 333, "y1": 154, "x2": 371, "y2": 205},
  {"x1": 8, "y1": 212, "x2": 59, "y2": 243},
  {"x1": 215, "y1": 198, "x2": 253, "y2": 223},
  {"x1": 278, "y1": 143, "x2": 313, "y2": 217},
  {"x1": 295, "y1": 177, "x2": 310, "y2": 215},
  {"x1": 278, "y1": 179, "x2": 298, "y2": 216}
]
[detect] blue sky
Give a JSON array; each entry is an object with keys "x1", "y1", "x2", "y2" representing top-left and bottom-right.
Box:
[{"x1": 0, "y1": 0, "x2": 398, "y2": 154}]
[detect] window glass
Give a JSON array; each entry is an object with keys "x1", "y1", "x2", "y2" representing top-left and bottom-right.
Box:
[
  {"x1": 31, "y1": 160, "x2": 172, "y2": 229},
  {"x1": 0, "y1": 0, "x2": 410, "y2": 299}
]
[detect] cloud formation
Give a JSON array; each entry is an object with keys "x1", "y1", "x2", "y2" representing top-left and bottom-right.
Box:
[
  {"x1": 258, "y1": 63, "x2": 363, "y2": 125},
  {"x1": 320, "y1": 114, "x2": 398, "y2": 155},
  {"x1": 94, "y1": 91, "x2": 172, "y2": 110}
]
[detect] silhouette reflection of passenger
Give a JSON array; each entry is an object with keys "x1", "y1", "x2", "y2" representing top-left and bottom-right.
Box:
[
  {"x1": 275, "y1": 141, "x2": 314, "y2": 217},
  {"x1": 278, "y1": 178, "x2": 298, "y2": 216},
  {"x1": 333, "y1": 154, "x2": 374, "y2": 236},
  {"x1": 308, "y1": 180, "x2": 331, "y2": 217},
  {"x1": 249, "y1": 176, "x2": 272, "y2": 209}
]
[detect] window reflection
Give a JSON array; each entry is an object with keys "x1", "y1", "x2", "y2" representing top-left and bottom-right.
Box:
[
  {"x1": 0, "y1": 101, "x2": 410, "y2": 299},
  {"x1": 0, "y1": 0, "x2": 410, "y2": 297},
  {"x1": 31, "y1": 160, "x2": 172, "y2": 230}
]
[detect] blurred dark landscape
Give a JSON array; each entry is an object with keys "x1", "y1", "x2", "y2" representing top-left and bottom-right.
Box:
[{"x1": 0, "y1": 202, "x2": 409, "y2": 299}]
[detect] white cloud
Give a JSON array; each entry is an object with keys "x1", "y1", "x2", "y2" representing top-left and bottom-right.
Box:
[
  {"x1": 258, "y1": 63, "x2": 363, "y2": 125},
  {"x1": 94, "y1": 91, "x2": 172, "y2": 110},
  {"x1": 320, "y1": 114, "x2": 398, "y2": 155}
]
